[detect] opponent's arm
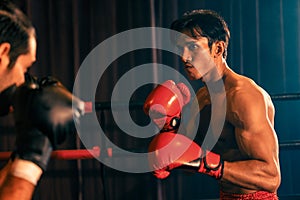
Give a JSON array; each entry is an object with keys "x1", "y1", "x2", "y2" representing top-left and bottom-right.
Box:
[
  {"x1": 221, "y1": 91, "x2": 281, "y2": 192},
  {"x1": 0, "y1": 75, "x2": 85, "y2": 200},
  {"x1": 0, "y1": 77, "x2": 46, "y2": 199},
  {"x1": 0, "y1": 122, "x2": 52, "y2": 200},
  {"x1": 0, "y1": 160, "x2": 41, "y2": 200},
  {"x1": 13, "y1": 75, "x2": 85, "y2": 147},
  {"x1": 0, "y1": 176, "x2": 36, "y2": 200}
]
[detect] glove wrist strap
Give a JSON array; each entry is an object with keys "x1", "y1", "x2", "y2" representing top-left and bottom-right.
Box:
[
  {"x1": 9, "y1": 158, "x2": 43, "y2": 185},
  {"x1": 198, "y1": 151, "x2": 223, "y2": 179}
]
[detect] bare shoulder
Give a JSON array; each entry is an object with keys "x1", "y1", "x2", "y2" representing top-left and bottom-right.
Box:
[
  {"x1": 229, "y1": 76, "x2": 270, "y2": 100},
  {"x1": 225, "y1": 73, "x2": 274, "y2": 127}
]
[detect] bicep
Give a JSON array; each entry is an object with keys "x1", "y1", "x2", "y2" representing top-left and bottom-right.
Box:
[
  {"x1": 232, "y1": 94, "x2": 279, "y2": 163},
  {"x1": 235, "y1": 123, "x2": 278, "y2": 163}
]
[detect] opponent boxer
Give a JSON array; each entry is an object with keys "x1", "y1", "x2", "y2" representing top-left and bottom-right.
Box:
[
  {"x1": 148, "y1": 10, "x2": 281, "y2": 199},
  {"x1": 0, "y1": 2, "x2": 84, "y2": 199}
]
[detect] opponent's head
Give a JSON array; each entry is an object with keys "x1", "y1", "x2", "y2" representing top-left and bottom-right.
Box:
[
  {"x1": 0, "y1": 2, "x2": 36, "y2": 115},
  {"x1": 0, "y1": 2, "x2": 36, "y2": 88}
]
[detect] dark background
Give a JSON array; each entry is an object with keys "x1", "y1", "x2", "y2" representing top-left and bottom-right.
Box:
[{"x1": 0, "y1": 0, "x2": 300, "y2": 199}]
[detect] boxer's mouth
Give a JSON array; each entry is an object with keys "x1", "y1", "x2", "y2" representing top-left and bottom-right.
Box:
[{"x1": 184, "y1": 62, "x2": 194, "y2": 69}]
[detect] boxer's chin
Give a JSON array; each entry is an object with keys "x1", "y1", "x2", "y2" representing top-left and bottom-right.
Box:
[{"x1": 184, "y1": 70, "x2": 198, "y2": 80}]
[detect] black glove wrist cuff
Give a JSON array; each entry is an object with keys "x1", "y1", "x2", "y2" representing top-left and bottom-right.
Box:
[{"x1": 13, "y1": 129, "x2": 53, "y2": 171}]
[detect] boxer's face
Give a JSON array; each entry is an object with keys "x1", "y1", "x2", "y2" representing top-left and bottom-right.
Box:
[
  {"x1": 176, "y1": 31, "x2": 216, "y2": 81},
  {"x1": 0, "y1": 34, "x2": 36, "y2": 92}
]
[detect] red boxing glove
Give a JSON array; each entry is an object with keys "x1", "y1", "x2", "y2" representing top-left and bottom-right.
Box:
[
  {"x1": 148, "y1": 132, "x2": 223, "y2": 179},
  {"x1": 144, "y1": 80, "x2": 190, "y2": 132}
]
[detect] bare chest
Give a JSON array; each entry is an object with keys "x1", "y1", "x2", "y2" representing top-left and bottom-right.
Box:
[{"x1": 192, "y1": 103, "x2": 246, "y2": 161}]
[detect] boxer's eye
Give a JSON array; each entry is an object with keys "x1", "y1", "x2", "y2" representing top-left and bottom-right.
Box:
[{"x1": 187, "y1": 43, "x2": 198, "y2": 51}]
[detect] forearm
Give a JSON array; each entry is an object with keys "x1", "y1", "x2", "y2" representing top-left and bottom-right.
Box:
[
  {"x1": 0, "y1": 175, "x2": 35, "y2": 200},
  {"x1": 221, "y1": 160, "x2": 280, "y2": 192},
  {"x1": 0, "y1": 158, "x2": 43, "y2": 200},
  {"x1": 0, "y1": 161, "x2": 11, "y2": 187}
]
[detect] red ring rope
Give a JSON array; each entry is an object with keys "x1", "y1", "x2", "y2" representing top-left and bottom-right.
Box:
[{"x1": 0, "y1": 146, "x2": 100, "y2": 160}]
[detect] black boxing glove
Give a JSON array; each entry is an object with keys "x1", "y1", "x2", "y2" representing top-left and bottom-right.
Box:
[
  {"x1": 10, "y1": 130, "x2": 52, "y2": 185},
  {"x1": 12, "y1": 128, "x2": 52, "y2": 172},
  {"x1": 0, "y1": 84, "x2": 17, "y2": 116},
  {"x1": 8, "y1": 75, "x2": 52, "y2": 185},
  {"x1": 13, "y1": 75, "x2": 85, "y2": 148},
  {"x1": 0, "y1": 73, "x2": 37, "y2": 116}
]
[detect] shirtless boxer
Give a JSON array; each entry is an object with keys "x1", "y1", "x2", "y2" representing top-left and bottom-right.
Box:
[{"x1": 146, "y1": 9, "x2": 281, "y2": 199}]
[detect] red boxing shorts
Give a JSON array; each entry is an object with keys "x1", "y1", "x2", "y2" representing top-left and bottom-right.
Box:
[{"x1": 220, "y1": 190, "x2": 278, "y2": 200}]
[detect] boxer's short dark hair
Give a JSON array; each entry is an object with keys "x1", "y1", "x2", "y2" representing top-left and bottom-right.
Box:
[
  {"x1": 171, "y1": 9, "x2": 230, "y2": 59},
  {"x1": 0, "y1": 1, "x2": 35, "y2": 68}
]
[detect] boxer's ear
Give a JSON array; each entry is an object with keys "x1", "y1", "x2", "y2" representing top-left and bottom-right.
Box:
[
  {"x1": 212, "y1": 41, "x2": 225, "y2": 58},
  {"x1": 0, "y1": 42, "x2": 11, "y2": 69}
]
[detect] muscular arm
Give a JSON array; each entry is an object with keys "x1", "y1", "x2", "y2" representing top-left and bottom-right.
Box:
[
  {"x1": 0, "y1": 175, "x2": 35, "y2": 200},
  {"x1": 221, "y1": 90, "x2": 281, "y2": 193},
  {"x1": 0, "y1": 160, "x2": 38, "y2": 200}
]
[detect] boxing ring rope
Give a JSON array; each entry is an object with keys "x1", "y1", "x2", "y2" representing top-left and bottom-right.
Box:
[
  {"x1": 0, "y1": 140, "x2": 298, "y2": 161},
  {"x1": 90, "y1": 92, "x2": 300, "y2": 110},
  {"x1": 270, "y1": 93, "x2": 300, "y2": 101},
  {"x1": 270, "y1": 92, "x2": 300, "y2": 150},
  {"x1": 0, "y1": 92, "x2": 299, "y2": 161},
  {"x1": 0, "y1": 146, "x2": 100, "y2": 160},
  {"x1": 279, "y1": 141, "x2": 300, "y2": 150}
]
